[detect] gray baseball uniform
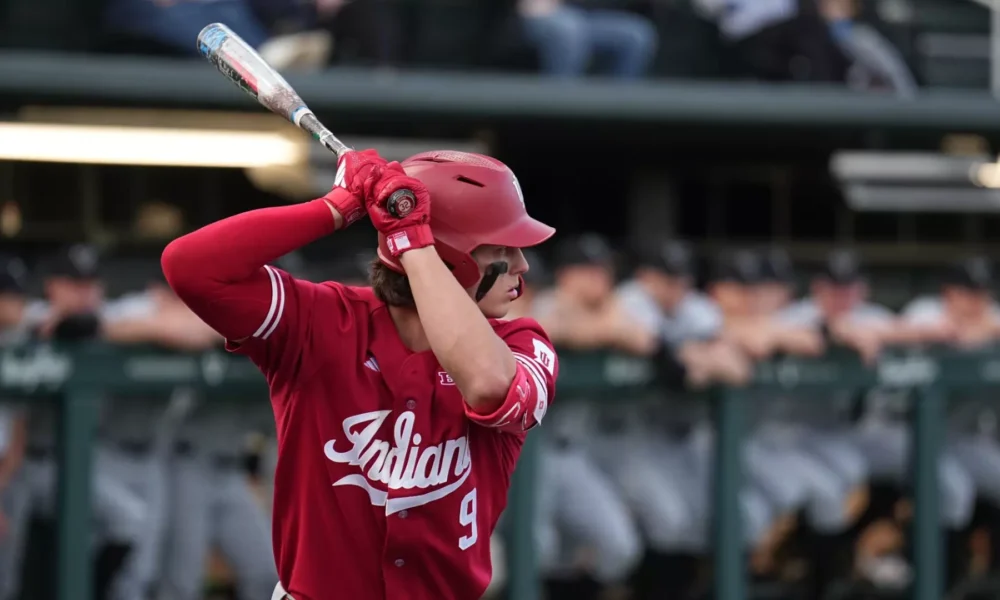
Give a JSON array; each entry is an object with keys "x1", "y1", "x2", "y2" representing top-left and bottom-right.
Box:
[
  {"x1": 527, "y1": 291, "x2": 644, "y2": 582},
  {"x1": 2, "y1": 301, "x2": 148, "y2": 600},
  {"x1": 160, "y1": 395, "x2": 276, "y2": 600},
  {"x1": 101, "y1": 292, "x2": 197, "y2": 600},
  {"x1": 588, "y1": 281, "x2": 772, "y2": 551},
  {"x1": 782, "y1": 298, "x2": 974, "y2": 529},
  {"x1": 902, "y1": 296, "x2": 1000, "y2": 515}
]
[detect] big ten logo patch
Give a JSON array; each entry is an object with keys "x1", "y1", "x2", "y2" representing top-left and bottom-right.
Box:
[
  {"x1": 532, "y1": 339, "x2": 555, "y2": 376},
  {"x1": 438, "y1": 371, "x2": 455, "y2": 386}
]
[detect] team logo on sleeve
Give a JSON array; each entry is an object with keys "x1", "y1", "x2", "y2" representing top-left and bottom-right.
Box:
[
  {"x1": 438, "y1": 372, "x2": 455, "y2": 385},
  {"x1": 532, "y1": 339, "x2": 555, "y2": 376}
]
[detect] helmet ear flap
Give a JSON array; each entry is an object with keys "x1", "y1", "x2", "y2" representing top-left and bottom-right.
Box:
[{"x1": 435, "y1": 243, "x2": 480, "y2": 289}]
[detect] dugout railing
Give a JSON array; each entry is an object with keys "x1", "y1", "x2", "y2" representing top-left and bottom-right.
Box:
[{"x1": 7, "y1": 342, "x2": 994, "y2": 600}]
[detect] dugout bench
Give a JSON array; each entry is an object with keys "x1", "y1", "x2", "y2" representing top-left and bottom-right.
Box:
[{"x1": 4, "y1": 342, "x2": 995, "y2": 600}]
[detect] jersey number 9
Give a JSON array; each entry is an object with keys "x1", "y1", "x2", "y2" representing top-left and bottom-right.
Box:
[{"x1": 458, "y1": 488, "x2": 478, "y2": 550}]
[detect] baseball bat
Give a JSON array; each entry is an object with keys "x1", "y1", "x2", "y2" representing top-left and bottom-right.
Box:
[{"x1": 196, "y1": 23, "x2": 416, "y2": 218}]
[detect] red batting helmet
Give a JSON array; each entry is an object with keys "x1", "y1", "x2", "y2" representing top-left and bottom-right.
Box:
[{"x1": 376, "y1": 151, "x2": 555, "y2": 288}]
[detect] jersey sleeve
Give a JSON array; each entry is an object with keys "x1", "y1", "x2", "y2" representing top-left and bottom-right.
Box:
[
  {"x1": 223, "y1": 266, "x2": 329, "y2": 380},
  {"x1": 464, "y1": 318, "x2": 557, "y2": 435}
]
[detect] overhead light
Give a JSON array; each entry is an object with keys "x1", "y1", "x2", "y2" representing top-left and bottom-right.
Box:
[
  {"x1": 0, "y1": 122, "x2": 303, "y2": 168},
  {"x1": 844, "y1": 183, "x2": 1000, "y2": 212},
  {"x1": 830, "y1": 151, "x2": 989, "y2": 183}
]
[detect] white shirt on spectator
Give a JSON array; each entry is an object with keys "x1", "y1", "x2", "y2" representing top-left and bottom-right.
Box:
[
  {"x1": 777, "y1": 298, "x2": 895, "y2": 328},
  {"x1": 693, "y1": 0, "x2": 797, "y2": 40},
  {"x1": 901, "y1": 296, "x2": 1000, "y2": 325},
  {"x1": 616, "y1": 280, "x2": 722, "y2": 349}
]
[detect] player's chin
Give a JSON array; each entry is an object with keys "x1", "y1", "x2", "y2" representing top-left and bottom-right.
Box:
[{"x1": 480, "y1": 297, "x2": 511, "y2": 319}]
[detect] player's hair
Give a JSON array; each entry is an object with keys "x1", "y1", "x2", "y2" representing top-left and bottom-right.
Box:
[{"x1": 369, "y1": 258, "x2": 416, "y2": 308}]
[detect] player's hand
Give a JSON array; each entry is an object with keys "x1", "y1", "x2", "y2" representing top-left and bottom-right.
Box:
[
  {"x1": 324, "y1": 149, "x2": 388, "y2": 229},
  {"x1": 366, "y1": 162, "x2": 433, "y2": 259}
]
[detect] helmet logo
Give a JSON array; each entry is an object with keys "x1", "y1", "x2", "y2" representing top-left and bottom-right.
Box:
[{"x1": 512, "y1": 174, "x2": 525, "y2": 207}]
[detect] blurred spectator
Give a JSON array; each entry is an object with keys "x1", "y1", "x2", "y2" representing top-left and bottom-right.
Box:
[
  {"x1": 693, "y1": 0, "x2": 916, "y2": 95},
  {"x1": 693, "y1": 0, "x2": 851, "y2": 82},
  {"x1": 103, "y1": 0, "x2": 331, "y2": 70},
  {"x1": 313, "y1": 0, "x2": 400, "y2": 66},
  {"x1": 517, "y1": 0, "x2": 657, "y2": 79},
  {"x1": 818, "y1": 0, "x2": 918, "y2": 96}
]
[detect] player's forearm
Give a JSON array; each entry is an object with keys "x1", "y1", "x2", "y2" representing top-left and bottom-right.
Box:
[
  {"x1": 163, "y1": 197, "x2": 339, "y2": 285},
  {"x1": 774, "y1": 327, "x2": 825, "y2": 356},
  {"x1": 103, "y1": 317, "x2": 222, "y2": 351},
  {"x1": 400, "y1": 247, "x2": 517, "y2": 412}
]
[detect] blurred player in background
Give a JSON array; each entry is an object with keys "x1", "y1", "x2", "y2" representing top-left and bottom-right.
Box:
[
  {"x1": 785, "y1": 250, "x2": 974, "y2": 588},
  {"x1": 897, "y1": 256, "x2": 1000, "y2": 583},
  {"x1": 101, "y1": 269, "x2": 223, "y2": 600},
  {"x1": 752, "y1": 250, "x2": 870, "y2": 594},
  {"x1": 530, "y1": 234, "x2": 643, "y2": 600},
  {"x1": 14, "y1": 245, "x2": 148, "y2": 600},
  {"x1": 604, "y1": 240, "x2": 767, "y2": 599}
]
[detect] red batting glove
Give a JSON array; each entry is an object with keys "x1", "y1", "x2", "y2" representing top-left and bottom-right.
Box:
[
  {"x1": 323, "y1": 149, "x2": 388, "y2": 228},
  {"x1": 367, "y1": 162, "x2": 433, "y2": 258}
]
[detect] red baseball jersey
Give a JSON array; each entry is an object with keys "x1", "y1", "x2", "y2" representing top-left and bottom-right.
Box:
[{"x1": 228, "y1": 266, "x2": 558, "y2": 600}]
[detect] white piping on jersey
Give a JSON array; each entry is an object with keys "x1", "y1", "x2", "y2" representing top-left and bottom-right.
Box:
[
  {"x1": 254, "y1": 265, "x2": 286, "y2": 340},
  {"x1": 489, "y1": 402, "x2": 521, "y2": 429},
  {"x1": 513, "y1": 352, "x2": 548, "y2": 424}
]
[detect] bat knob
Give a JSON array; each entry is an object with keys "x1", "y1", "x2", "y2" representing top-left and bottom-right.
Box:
[{"x1": 386, "y1": 189, "x2": 417, "y2": 219}]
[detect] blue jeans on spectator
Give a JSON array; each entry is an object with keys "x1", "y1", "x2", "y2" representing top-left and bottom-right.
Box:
[
  {"x1": 105, "y1": 0, "x2": 269, "y2": 54},
  {"x1": 522, "y1": 6, "x2": 656, "y2": 79}
]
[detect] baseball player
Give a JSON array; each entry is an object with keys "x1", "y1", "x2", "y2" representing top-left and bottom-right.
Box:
[
  {"x1": 894, "y1": 257, "x2": 1000, "y2": 581},
  {"x1": 528, "y1": 235, "x2": 643, "y2": 599},
  {"x1": 702, "y1": 250, "x2": 846, "y2": 581},
  {"x1": 753, "y1": 249, "x2": 872, "y2": 593},
  {"x1": 160, "y1": 393, "x2": 278, "y2": 600},
  {"x1": 163, "y1": 149, "x2": 559, "y2": 600},
  {"x1": 783, "y1": 251, "x2": 974, "y2": 587},
  {"x1": 606, "y1": 240, "x2": 774, "y2": 598},
  {"x1": 13, "y1": 245, "x2": 148, "y2": 600},
  {"x1": 101, "y1": 273, "x2": 223, "y2": 600}
]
